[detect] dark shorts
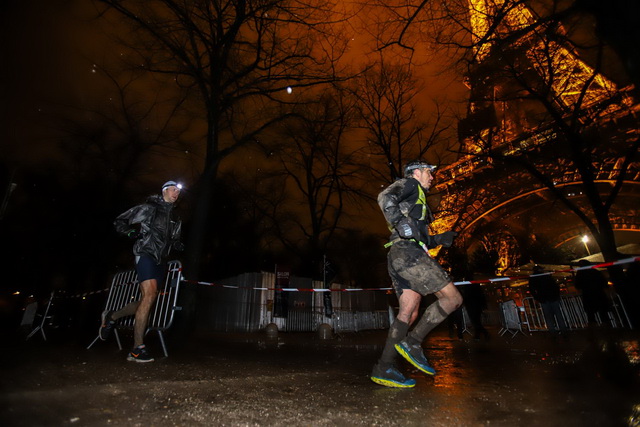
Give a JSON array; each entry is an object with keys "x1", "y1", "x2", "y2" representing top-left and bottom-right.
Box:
[
  {"x1": 135, "y1": 254, "x2": 166, "y2": 283},
  {"x1": 387, "y1": 240, "x2": 451, "y2": 296}
]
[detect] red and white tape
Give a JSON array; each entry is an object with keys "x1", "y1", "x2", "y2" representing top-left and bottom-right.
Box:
[
  {"x1": 184, "y1": 256, "x2": 640, "y2": 292},
  {"x1": 57, "y1": 256, "x2": 640, "y2": 298}
]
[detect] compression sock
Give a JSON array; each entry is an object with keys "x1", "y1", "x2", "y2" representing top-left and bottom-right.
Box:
[
  {"x1": 379, "y1": 319, "x2": 410, "y2": 365},
  {"x1": 406, "y1": 300, "x2": 449, "y2": 345}
]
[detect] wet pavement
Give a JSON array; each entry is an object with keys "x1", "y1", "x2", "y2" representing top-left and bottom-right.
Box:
[{"x1": 1, "y1": 326, "x2": 639, "y2": 426}]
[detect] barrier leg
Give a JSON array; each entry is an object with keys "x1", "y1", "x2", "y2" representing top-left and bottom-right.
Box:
[
  {"x1": 461, "y1": 308, "x2": 472, "y2": 336},
  {"x1": 612, "y1": 294, "x2": 633, "y2": 329},
  {"x1": 87, "y1": 335, "x2": 101, "y2": 350},
  {"x1": 157, "y1": 330, "x2": 168, "y2": 357},
  {"x1": 114, "y1": 329, "x2": 123, "y2": 351},
  {"x1": 26, "y1": 292, "x2": 55, "y2": 341},
  {"x1": 26, "y1": 324, "x2": 43, "y2": 341}
]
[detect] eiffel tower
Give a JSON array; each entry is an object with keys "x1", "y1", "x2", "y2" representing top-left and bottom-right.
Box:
[{"x1": 430, "y1": 0, "x2": 640, "y2": 273}]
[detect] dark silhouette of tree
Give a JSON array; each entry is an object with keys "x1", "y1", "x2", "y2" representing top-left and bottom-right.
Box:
[
  {"x1": 195, "y1": 174, "x2": 272, "y2": 279},
  {"x1": 327, "y1": 229, "x2": 388, "y2": 288},
  {"x1": 577, "y1": 0, "x2": 640, "y2": 91},
  {"x1": 0, "y1": 63, "x2": 196, "y2": 304},
  {"x1": 41, "y1": 65, "x2": 194, "y2": 295},
  {"x1": 351, "y1": 58, "x2": 451, "y2": 183},
  {"x1": 244, "y1": 87, "x2": 365, "y2": 275},
  {"x1": 469, "y1": 242, "x2": 500, "y2": 276},
  {"x1": 455, "y1": 2, "x2": 639, "y2": 263},
  {"x1": 56, "y1": 65, "x2": 192, "y2": 201},
  {"x1": 95, "y1": 0, "x2": 353, "y2": 277},
  {"x1": 368, "y1": 0, "x2": 640, "y2": 82},
  {"x1": 368, "y1": 0, "x2": 640, "y2": 263}
]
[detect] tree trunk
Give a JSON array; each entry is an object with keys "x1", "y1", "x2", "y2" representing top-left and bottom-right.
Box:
[
  {"x1": 593, "y1": 214, "x2": 620, "y2": 262},
  {"x1": 176, "y1": 160, "x2": 219, "y2": 337},
  {"x1": 184, "y1": 160, "x2": 219, "y2": 279}
]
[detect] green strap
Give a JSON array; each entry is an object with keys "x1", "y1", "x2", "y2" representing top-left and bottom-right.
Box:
[
  {"x1": 416, "y1": 185, "x2": 427, "y2": 221},
  {"x1": 384, "y1": 237, "x2": 431, "y2": 256},
  {"x1": 384, "y1": 238, "x2": 427, "y2": 249},
  {"x1": 384, "y1": 239, "x2": 401, "y2": 248}
]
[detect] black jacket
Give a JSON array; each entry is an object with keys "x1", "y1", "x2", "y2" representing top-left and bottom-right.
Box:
[
  {"x1": 378, "y1": 177, "x2": 437, "y2": 247},
  {"x1": 114, "y1": 195, "x2": 182, "y2": 264}
]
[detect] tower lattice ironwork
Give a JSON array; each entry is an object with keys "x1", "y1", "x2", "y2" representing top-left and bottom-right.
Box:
[{"x1": 430, "y1": 0, "x2": 640, "y2": 272}]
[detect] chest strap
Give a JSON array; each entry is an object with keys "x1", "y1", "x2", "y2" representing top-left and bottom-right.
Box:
[{"x1": 384, "y1": 238, "x2": 430, "y2": 255}]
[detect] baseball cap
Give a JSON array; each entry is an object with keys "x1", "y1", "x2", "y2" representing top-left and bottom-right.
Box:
[{"x1": 404, "y1": 161, "x2": 437, "y2": 174}]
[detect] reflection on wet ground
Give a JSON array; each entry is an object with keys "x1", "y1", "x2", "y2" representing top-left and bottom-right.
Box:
[{"x1": 1, "y1": 326, "x2": 639, "y2": 426}]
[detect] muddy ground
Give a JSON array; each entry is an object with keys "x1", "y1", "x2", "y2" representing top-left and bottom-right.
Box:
[{"x1": 1, "y1": 326, "x2": 639, "y2": 426}]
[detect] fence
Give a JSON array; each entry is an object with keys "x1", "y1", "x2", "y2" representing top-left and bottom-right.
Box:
[
  {"x1": 86, "y1": 260, "x2": 183, "y2": 357},
  {"x1": 500, "y1": 292, "x2": 633, "y2": 335},
  {"x1": 195, "y1": 272, "x2": 391, "y2": 333},
  {"x1": 25, "y1": 291, "x2": 56, "y2": 341},
  {"x1": 498, "y1": 300, "x2": 527, "y2": 337}
]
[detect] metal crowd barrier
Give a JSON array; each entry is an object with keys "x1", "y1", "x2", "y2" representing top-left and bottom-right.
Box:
[
  {"x1": 87, "y1": 260, "x2": 183, "y2": 357},
  {"x1": 503, "y1": 292, "x2": 633, "y2": 335},
  {"x1": 559, "y1": 295, "x2": 588, "y2": 329},
  {"x1": 522, "y1": 298, "x2": 547, "y2": 332},
  {"x1": 498, "y1": 300, "x2": 527, "y2": 337},
  {"x1": 26, "y1": 291, "x2": 56, "y2": 341},
  {"x1": 460, "y1": 307, "x2": 472, "y2": 336},
  {"x1": 607, "y1": 293, "x2": 633, "y2": 329},
  {"x1": 522, "y1": 296, "x2": 582, "y2": 332}
]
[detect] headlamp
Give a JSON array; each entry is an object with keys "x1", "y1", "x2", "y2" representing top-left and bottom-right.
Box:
[
  {"x1": 162, "y1": 181, "x2": 183, "y2": 191},
  {"x1": 404, "y1": 162, "x2": 437, "y2": 174}
]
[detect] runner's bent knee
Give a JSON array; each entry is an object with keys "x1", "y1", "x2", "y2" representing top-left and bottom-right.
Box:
[{"x1": 436, "y1": 283, "x2": 462, "y2": 313}]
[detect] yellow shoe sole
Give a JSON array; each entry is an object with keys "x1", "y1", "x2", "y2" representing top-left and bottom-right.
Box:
[
  {"x1": 370, "y1": 376, "x2": 416, "y2": 388},
  {"x1": 395, "y1": 344, "x2": 436, "y2": 376}
]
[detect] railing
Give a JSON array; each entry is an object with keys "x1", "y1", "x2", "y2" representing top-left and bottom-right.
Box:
[
  {"x1": 500, "y1": 292, "x2": 633, "y2": 335},
  {"x1": 87, "y1": 260, "x2": 183, "y2": 357}
]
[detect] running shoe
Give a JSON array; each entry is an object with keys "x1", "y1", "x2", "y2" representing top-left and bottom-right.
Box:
[
  {"x1": 370, "y1": 363, "x2": 416, "y2": 388},
  {"x1": 127, "y1": 346, "x2": 154, "y2": 363},
  {"x1": 395, "y1": 340, "x2": 437, "y2": 376},
  {"x1": 99, "y1": 310, "x2": 115, "y2": 341}
]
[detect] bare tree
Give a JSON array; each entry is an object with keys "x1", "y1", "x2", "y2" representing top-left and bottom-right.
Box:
[
  {"x1": 56, "y1": 65, "x2": 192, "y2": 199},
  {"x1": 351, "y1": 58, "x2": 451, "y2": 183},
  {"x1": 94, "y1": 0, "x2": 353, "y2": 276},
  {"x1": 368, "y1": 0, "x2": 640, "y2": 262},
  {"x1": 248, "y1": 86, "x2": 365, "y2": 274},
  {"x1": 456, "y1": 1, "x2": 639, "y2": 262}
]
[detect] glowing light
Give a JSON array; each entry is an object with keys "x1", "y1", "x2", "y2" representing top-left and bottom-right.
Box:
[
  {"x1": 581, "y1": 235, "x2": 591, "y2": 255},
  {"x1": 286, "y1": 87, "x2": 292, "y2": 94}
]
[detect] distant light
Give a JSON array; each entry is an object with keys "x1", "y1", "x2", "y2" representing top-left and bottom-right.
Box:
[
  {"x1": 287, "y1": 87, "x2": 292, "y2": 94},
  {"x1": 13, "y1": 291, "x2": 20, "y2": 295},
  {"x1": 581, "y1": 235, "x2": 591, "y2": 255}
]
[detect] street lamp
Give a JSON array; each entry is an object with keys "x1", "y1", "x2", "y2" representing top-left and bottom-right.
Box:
[{"x1": 581, "y1": 235, "x2": 591, "y2": 255}]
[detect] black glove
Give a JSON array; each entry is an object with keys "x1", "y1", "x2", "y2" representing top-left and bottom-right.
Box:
[
  {"x1": 173, "y1": 241, "x2": 185, "y2": 252},
  {"x1": 432, "y1": 231, "x2": 458, "y2": 248},
  {"x1": 395, "y1": 217, "x2": 420, "y2": 240},
  {"x1": 127, "y1": 230, "x2": 142, "y2": 240}
]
